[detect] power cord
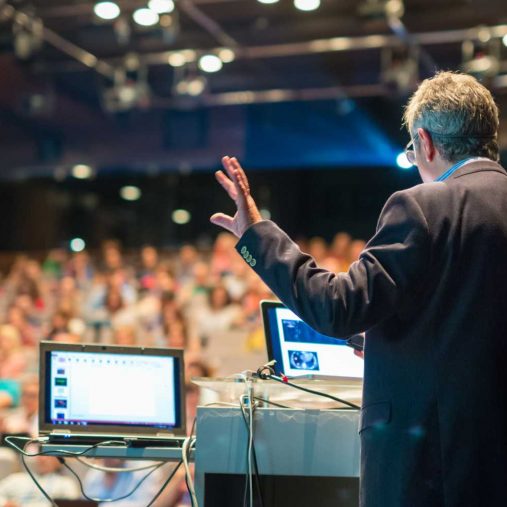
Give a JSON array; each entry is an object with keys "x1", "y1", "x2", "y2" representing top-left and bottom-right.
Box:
[
  {"x1": 257, "y1": 372, "x2": 361, "y2": 410},
  {"x1": 6, "y1": 436, "x2": 184, "y2": 506},
  {"x1": 59, "y1": 456, "x2": 165, "y2": 503}
]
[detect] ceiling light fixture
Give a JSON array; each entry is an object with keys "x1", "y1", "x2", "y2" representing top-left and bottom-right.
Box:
[
  {"x1": 148, "y1": 0, "x2": 175, "y2": 14},
  {"x1": 133, "y1": 8, "x2": 159, "y2": 27},
  {"x1": 198, "y1": 54, "x2": 223, "y2": 73},
  {"x1": 294, "y1": 0, "x2": 321, "y2": 11},
  {"x1": 94, "y1": 1, "x2": 121, "y2": 20}
]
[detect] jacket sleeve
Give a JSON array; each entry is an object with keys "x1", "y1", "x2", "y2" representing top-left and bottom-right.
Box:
[{"x1": 235, "y1": 190, "x2": 431, "y2": 337}]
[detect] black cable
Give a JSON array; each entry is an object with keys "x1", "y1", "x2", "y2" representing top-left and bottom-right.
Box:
[
  {"x1": 5, "y1": 436, "x2": 129, "y2": 458},
  {"x1": 145, "y1": 460, "x2": 183, "y2": 507},
  {"x1": 265, "y1": 374, "x2": 361, "y2": 410},
  {"x1": 60, "y1": 456, "x2": 165, "y2": 503},
  {"x1": 253, "y1": 396, "x2": 290, "y2": 409},
  {"x1": 20, "y1": 452, "x2": 59, "y2": 507},
  {"x1": 240, "y1": 399, "x2": 265, "y2": 507}
]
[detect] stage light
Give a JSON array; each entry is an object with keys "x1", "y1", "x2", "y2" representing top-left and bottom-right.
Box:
[
  {"x1": 94, "y1": 1, "x2": 121, "y2": 20},
  {"x1": 70, "y1": 238, "x2": 86, "y2": 253},
  {"x1": 218, "y1": 48, "x2": 236, "y2": 63},
  {"x1": 72, "y1": 164, "x2": 93, "y2": 179},
  {"x1": 396, "y1": 152, "x2": 413, "y2": 169},
  {"x1": 198, "y1": 54, "x2": 223, "y2": 73},
  {"x1": 186, "y1": 77, "x2": 207, "y2": 96},
  {"x1": 503, "y1": 34, "x2": 507, "y2": 47},
  {"x1": 120, "y1": 185, "x2": 142, "y2": 201},
  {"x1": 294, "y1": 0, "x2": 320, "y2": 11},
  {"x1": 133, "y1": 8, "x2": 159, "y2": 26},
  {"x1": 257, "y1": 0, "x2": 279, "y2": 4},
  {"x1": 168, "y1": 52, "x2": 186, "y2": 67},
  {"x1": 172, "y1": 209, "x2": 191, "y2": 224},
  {"x1": 148, "y1": 0, "x2": 175, "y2": 14},
  {"x1": 260, "y1": 208, "x2": 271, "y2": 219}
]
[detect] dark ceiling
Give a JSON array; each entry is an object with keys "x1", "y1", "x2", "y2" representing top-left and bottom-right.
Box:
[{"x1": 0, "y1": 0, "x2": 507, "y2": 176}]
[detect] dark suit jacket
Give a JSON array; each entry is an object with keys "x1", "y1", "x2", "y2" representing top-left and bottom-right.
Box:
[{"x1": 235, "y1": 160, "x2": 507, "y2": 507}]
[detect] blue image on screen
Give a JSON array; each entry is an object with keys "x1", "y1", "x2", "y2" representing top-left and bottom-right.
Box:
[
  {"x1": 288, "y1": 350, "x2": 320, "y2": 371},
  {"x1": 282, "y1": 319, "x2": 338, "y2": 345}
]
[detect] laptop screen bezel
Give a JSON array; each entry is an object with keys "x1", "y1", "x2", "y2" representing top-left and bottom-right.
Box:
[{"x1": 39, "y1": 341, "x2": 186, "y2": 437}]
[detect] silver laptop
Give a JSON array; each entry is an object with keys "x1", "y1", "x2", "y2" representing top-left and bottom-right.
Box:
[
  {"x1": 260, "y1": 300, "x2": 364, "y2": 380},
  {"x1": 39, "y1": 341, "x2": 186, "y2": 446}
]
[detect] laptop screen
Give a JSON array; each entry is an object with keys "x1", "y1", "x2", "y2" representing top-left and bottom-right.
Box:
[
  {"x1": 39, "y1": 342, "x2": 185, "y2": 436},
  {"x1": 261, "y1": 301, "x2": 364, "y2": 379}
]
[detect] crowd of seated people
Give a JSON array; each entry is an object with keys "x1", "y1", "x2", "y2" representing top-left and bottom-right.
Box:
[{"x1": 0, "y1": 230, "x2": 365, "y2": 507}]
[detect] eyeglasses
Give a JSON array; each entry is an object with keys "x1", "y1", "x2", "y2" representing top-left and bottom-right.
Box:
[{"x1": 404, "y1": 132, "x2": 419, "y2": 166}]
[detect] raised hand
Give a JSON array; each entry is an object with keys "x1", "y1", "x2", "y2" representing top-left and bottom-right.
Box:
[{"x1": 210, "y1": 156, "x2": 263, "y2": 238}]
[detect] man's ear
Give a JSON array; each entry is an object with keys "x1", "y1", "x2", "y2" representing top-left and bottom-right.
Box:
[{"x1": 417, "y1": 128, "x2": 436, "y2": 162}]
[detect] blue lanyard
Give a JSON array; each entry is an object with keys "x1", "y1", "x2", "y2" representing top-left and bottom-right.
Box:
[{"x1": 435, "y1": 158, "x2": 474, "y2": 182}]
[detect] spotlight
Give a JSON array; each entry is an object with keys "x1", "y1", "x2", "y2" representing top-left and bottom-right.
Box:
[
  {"x1": 172, "y1": 209, "x2": 191, "y2": 224},
  {"x1": 148, "y1": 0, "x2": 175, "y2": 14},
  {"x1": 257, "y1": 0, "x2": 279, "y2": 4},
  {"x1": 260, "y1": 208, "x2": 271, "y2": 219},
  {"x1": 294, "y1": 0, "x2": 320, "y2": 11},
  {"x1": 94, "y1": 1, "x2": 121, "y2": 20},
  {"x1": 503, "y1": 34, "x2": 507, "y2": 47},
  {"x1": 72, "y1": 164, "x2": 93, "y2": 179},
  {"x1": 198, "y1": 54, "x2": 223, "y2": 73},
  {"x1": 120, "y1": 186, "x2": 142, "y2": 201},
  {"x1": 396, "y1": 152, "x2": 413, "y2": 169},
  {"x1": 70, "y1": 238, "x2": 86, "y2": 253},
  {"x1": 133, "y1": 8, "x2": 159, "y2": 26},
  {"x1": 218, "y1": 48, "x2": 236, "y2": 63}
]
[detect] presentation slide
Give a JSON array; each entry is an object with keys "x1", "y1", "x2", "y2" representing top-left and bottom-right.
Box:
[
  {"x1": 274, "y1": 307, "x2": 364, "y2": 378},
  {"x1": 49, "y1": 351, "x2": 178, "y2": 427}
]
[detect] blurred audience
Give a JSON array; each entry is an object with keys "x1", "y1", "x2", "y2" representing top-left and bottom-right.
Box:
[{"x1": 0, "y1": 229, "x2": 365, "y2": 506}]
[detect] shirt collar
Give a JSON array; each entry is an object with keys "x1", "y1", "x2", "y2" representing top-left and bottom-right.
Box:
[{"x1": 434, "y1": 157, "x2": 492, "y2": 182}]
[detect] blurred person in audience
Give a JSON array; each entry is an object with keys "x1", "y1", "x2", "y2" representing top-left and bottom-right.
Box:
[
  {"x1": 66, "y1": 250, "x2": 94, "y2": 288},
  {"x1": 196, "y1": 284, "x2": 241, "y2": 343},
  {"x1": 138, "y1": 245, "x2": 159, "y2": 290},
  {"x1": 45, "y1": 310, "x2": 71, "y2": 341},
  {"x1": 308, "y1": 237, "x2": 328, "y2": 265},
  {"x1": 42, "y1": 249, "x2": 68, "y2": 279},
  {"x1": 175, "y1": 244, "x2": 199, "y2": 285},
  {"x1": 185, "y1": 357, "x2": 213, "y2": 384},
  {"x1": 113, "y1": 325, "x2": 138, "y2": 346},
  {"x1": 331, "y1": 232, "x2": 352, "y2": 270},
  {"x1": 0, "y1": 452, "x2": 79, "y2": 506},
  {"x1": 1, "y1": 375, "x2": 39, "y2": 437},
  {"x1": 51, "y1": 332, "x2": 82, "y2": 344},
  {"x1": 54, "y1": 276, "x2": 82, "y2": 317},
  {"x1": 154, "y1": 265, "x2": 177, "y2": 295},
  {"x1": 210, "y1": 232, "x2": 236, "y2": 277},
  {"x1": 178, "y1": 261, "x2": 212, "y2": 325},
  {"x1": 83, "y1": 458, "x2": 161, "y2": 507},
  {"x1": 0, "y1": 325, "x2": 29, "y2": 379},
  {"x1": 101, "y1": 240, "x2": 123, "y2": 272},
  {"x1": 348, "y1": 239, "x2": 367, "y2": 264},
  {"x1": 6, "y1": 306, "x2": 38, "y2": 347}
]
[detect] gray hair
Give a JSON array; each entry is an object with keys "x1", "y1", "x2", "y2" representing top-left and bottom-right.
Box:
[{"x1": 403, "y1": 71, "x2": 499, "y2": 162}]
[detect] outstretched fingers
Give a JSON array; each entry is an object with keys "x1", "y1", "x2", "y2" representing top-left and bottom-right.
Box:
[
  {"x1": 209, "y1": 212, "x2": 235, "y2": 233},
  {"x1": 215, "y1": 170, "x2": 238, "y2": 201}
]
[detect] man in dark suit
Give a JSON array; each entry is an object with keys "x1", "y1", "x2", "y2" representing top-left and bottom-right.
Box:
[{"x1": 210, "y1": 71, "x2": 507, "y2": 507}]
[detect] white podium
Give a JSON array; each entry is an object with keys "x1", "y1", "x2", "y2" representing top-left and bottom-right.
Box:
[{"x1": 194, "y1": 377, "x2": 361, "y2": 506}]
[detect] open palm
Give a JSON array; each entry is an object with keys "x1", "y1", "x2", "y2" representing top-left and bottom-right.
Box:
[{"x1": 210, "y1": 156, "x2": 262, "y2": 238}]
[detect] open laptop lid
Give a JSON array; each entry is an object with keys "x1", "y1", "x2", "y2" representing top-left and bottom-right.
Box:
[
  {"x1": 39, "y1": 342, "x2": 186, "y2": 438},
  {"x1": 260, "y1": 301, "x2": 364, "y2": 380}
]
